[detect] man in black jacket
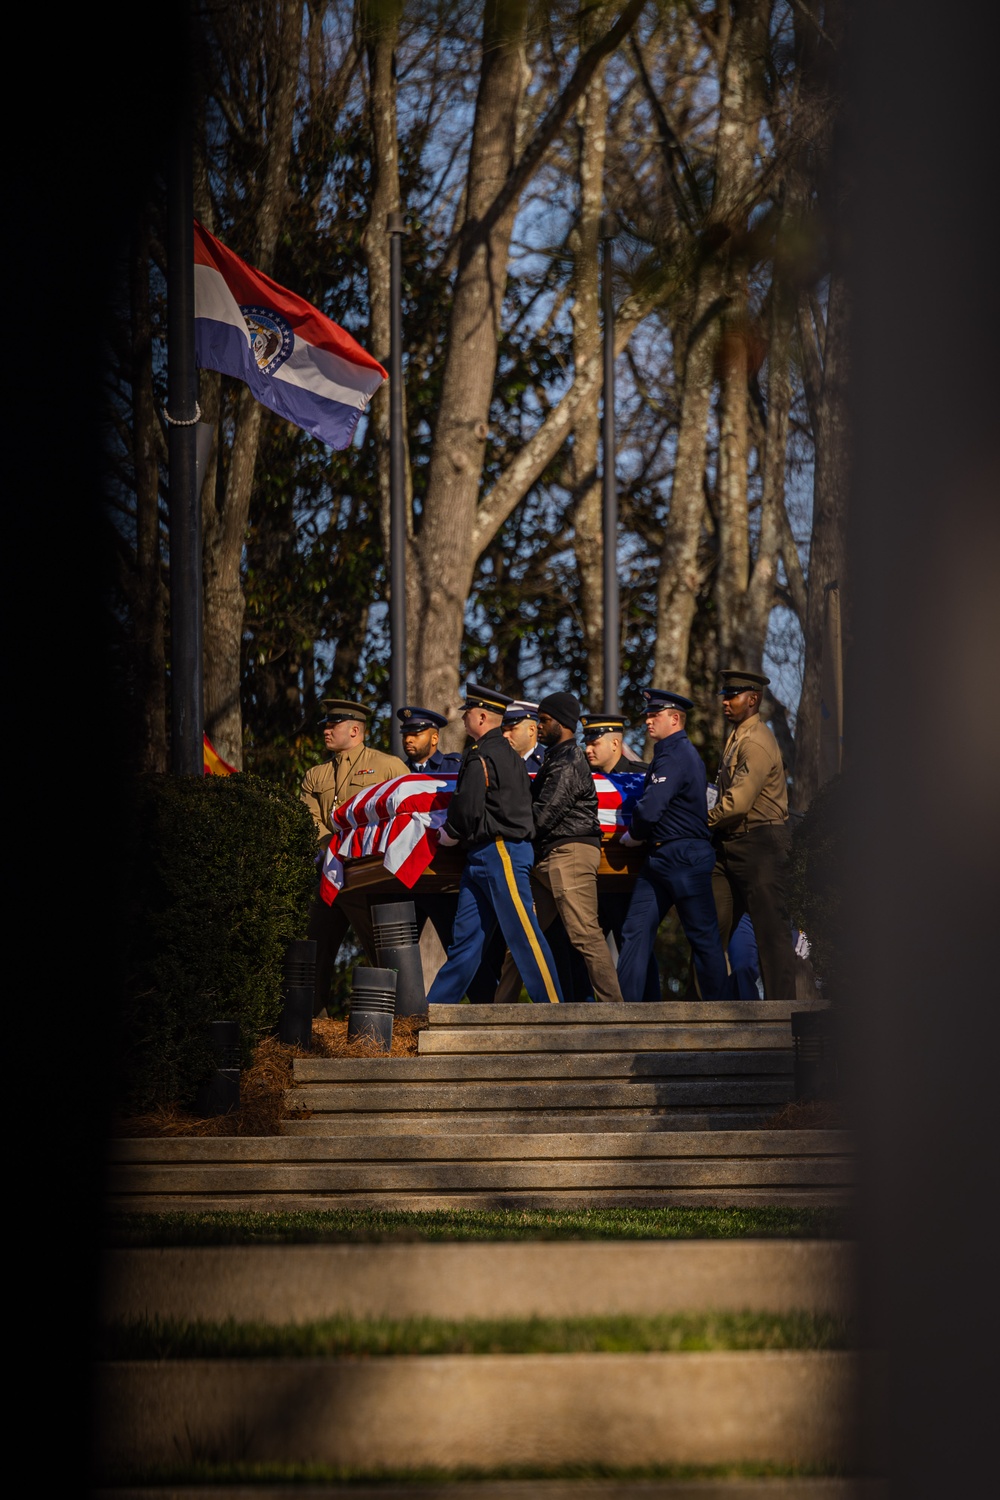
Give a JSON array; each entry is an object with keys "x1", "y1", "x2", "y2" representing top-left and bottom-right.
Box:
[
  {"x1": 495, "y1": 692, "x2": 624, "y2": 1004},
  {"x1": 425, "y1": 684, "x2": 564, "y2": 1005}
]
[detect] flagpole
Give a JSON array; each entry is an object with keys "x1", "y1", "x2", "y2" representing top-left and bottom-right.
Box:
[
  {"x1": 600, "y1": 215, "x2": 619, "y2": 715},
  {"x1": 387, "y1": 211, "x2": 407, "y2": 758},
  {"x1": 167, "y1": 99, "x2": 204, "y2": 776}
]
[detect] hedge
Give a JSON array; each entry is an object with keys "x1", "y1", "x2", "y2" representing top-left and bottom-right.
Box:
[{"x1": 117, "y1": 773, "x2": 316, "y2": 1111}]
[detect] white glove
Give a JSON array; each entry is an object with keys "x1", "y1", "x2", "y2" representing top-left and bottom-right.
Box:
[
  {"x1": 619, "y1": 830, "x2": 643, "y2": 848},
  {"x1": 436, "y1": 827, "x2": 459, "y2": 847}
]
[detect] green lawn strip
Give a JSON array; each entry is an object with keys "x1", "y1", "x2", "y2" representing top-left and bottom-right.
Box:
[
  {"x1": 106, "y1": 1205, "x2": 854, "y2": 1246},
  {"x1": 100, "y1": 1459, "x2": 851, "y2": 1486},
  {"x1": 100, "y1": 1309, "x2": 852, "y2": 1360}
]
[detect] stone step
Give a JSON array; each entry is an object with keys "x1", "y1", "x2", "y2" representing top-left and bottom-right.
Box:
[
  {"x1": 287, "y1": 1079, "x2": 794, "y2": 1115},
  {"x1": 419, "y1": 1025, "x2": 794, "y2": 1054},
  {"x1": 102, "y1": 1241, "x2": 857, "y2": 1323},
  {"x1": 283, "y1": 1107, "x2": 783, "y2": 1135},
  {"x1": 293, "y1": 1051, "x2": 795, "y2": 1081},
  {"x1": 106, "y1": 1130, "x2": 853, "y2": 1211},
  {"x1": 94, "y1": 1483, "x2": 883, "y2": 1499},
  {"x1": 424, "y1": 1001, "x2": 823, "y2": 1025},
  {"x1": 95, "y1": 1481, "x2": 881, "y2": 1500},
  {"x1": 111, "y1": 1131, "x2": 851, "y2": 1161},
  {"x1": 95, "y1": 1351, "x2": 859, "y2": 1472}
]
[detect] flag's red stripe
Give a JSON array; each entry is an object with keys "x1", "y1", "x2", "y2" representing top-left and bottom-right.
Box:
[{"x1": 194, "y1": 221, "x2": 386, "y2": 375}]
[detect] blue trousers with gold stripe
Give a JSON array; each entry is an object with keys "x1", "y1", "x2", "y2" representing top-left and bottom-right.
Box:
[{"x1": 426, "y1": 839, "x2": 564, "y2": 1005}]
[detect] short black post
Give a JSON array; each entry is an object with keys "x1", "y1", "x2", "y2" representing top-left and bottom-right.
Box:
[
  {"x1": 372, "y1": 899, "x2": 426, "y2": 1016},
  {"x1": 791, "y1": 1009, "x2": 836, "y2": 1102},
  {"x1": 279, "y1": 939, "x2": 316, "y2": 1048},
  {"x1": 347, "y1": 967, "x2": 397, "y2": 1053},
  {"x1": 195, "y1": 1019, "x2": 241, "y2": 1115}
]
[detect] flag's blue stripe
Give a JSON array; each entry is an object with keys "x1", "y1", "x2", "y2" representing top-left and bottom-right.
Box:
[{"x1": 195, "y1": 317, "x2": 363, "y2": 451}]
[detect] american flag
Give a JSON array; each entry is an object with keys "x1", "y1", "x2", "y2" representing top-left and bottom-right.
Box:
[{"x1": 319, "y1": 769, "x2": 646, "y2": 905}]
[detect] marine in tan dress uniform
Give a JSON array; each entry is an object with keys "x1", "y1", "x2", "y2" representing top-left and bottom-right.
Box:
[
  {"x1": 707, "y1": 670, "x2": 798, "y2": 1000},
  {"x1": 302, "y1": 700, "x2": 408, "y2": 1014}
]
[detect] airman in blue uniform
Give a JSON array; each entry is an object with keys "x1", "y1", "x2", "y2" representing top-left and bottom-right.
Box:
[
  {"x1": 395, "y1": 706, "x2": 463, "y2": 773},
  {"x1": 616, "y1": 689, "x2": 729, "y2": 1002}
]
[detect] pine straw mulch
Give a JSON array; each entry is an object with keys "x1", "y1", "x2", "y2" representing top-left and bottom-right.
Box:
[{"x1": 110, "y1": 1014, "x2": 427, "y2": 1139}]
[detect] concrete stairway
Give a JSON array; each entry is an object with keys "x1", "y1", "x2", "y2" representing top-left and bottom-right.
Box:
[
  {"x1": 287, "y1": 1001, "x2": 818, "y2": 1136},
  {"x1": 105, "y1": 1000, "x2": 852, "y2": 1212}
]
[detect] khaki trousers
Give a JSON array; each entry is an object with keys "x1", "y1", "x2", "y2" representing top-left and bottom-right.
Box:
[{"x1": 495, "y1": 841, "x2": 623, "y2": 1004}]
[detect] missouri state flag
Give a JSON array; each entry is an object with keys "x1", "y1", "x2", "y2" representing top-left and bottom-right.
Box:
[{"x1": 193, "y1": 222, "x2": 387, "y2": 450}]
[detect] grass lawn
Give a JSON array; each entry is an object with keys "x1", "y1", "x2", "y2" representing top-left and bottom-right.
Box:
[
  {"x1": 107, "y1": 1204, "x2": 854, "y2": 1245},
  {"x1": 104, "y1": 1459, "x2": 852, "y2": 1486},
  {"x1": 100, "y1": 1308, "x2": 853, "y2": 1359}
]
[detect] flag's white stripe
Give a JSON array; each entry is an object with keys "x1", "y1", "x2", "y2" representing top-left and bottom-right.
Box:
[
  {"x1": 194, "y1": 263, "x2": 250, "y2": 341},
  {"x1": 273, "y1": 338, "x2": 385, "y2": 406},
  {"x1": 383, "y1": 809, "x2": 441, "y2": 875}
]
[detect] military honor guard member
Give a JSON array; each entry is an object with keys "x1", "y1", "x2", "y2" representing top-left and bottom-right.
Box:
[
  {"x1": 302, "y1": 700, "x2": 408, "y2": 1014},
  {"x1": 708, "y1": 669, "x2": 797, "y2": 1000},
  {"x1": 502, "y1": 700, "x2": 546, "y2": 769},
  {"x1": 395, "y1": 705, "x2": 462, "y2": 773},
  {"x1": 581, "y1": 712, "x2": 648, "y2": 965},
  {"x1": 581, "y1": 713, "x2": 648, "y2": 774},
  {"x1": 616, "y1": 689, "x2": 729, "y2": 1003},
  {"x1": 494, "y1": 692, "x2": 624, "y2": 1005},
  {"x1": 426, "y1": 684, "x2": 564, "y2": 1005}
]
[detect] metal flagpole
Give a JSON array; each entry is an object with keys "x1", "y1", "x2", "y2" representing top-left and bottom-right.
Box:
[
  {"x1": 387, "y1": 211, "x2": 407, "y2": 759},
  {"x1": 167, "y1": 93, "x2": 204, "y2": 776},
  {"x1": 600, "y1": 215, "x2": 619, "y2": 715}
]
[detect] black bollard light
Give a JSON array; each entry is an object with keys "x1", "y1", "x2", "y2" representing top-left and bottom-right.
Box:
[
  {"x1": 372, "y1": 899, "x2": 426, "y2": 1017},
  {"x1": 279, "y1": 939, "x2": 316, "y2": 1048},
  {"x1": 791, "y1": 1009, "x2": 837, "y2": 1102},
  {"x1": 347, "y1": 967, "x2": 397, "y2": 1053},
  {"x1": 195, "y1": 1019, "x2": 241, "y2": 1115}
]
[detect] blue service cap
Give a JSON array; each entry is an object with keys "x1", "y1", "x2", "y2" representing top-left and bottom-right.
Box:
[
  {"x1": 641, "y1": 688, "x2": 694, "y2": 713},
  {"x1": 502, "y1": 699, "x2": 541, "y2": 726},
  {"x1": 396, "y1": 705, "x2": 448, "y2": 732}
]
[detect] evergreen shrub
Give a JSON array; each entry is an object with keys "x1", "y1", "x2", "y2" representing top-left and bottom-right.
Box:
[
  {"x1": 118, "y1": 773, "x2": 316, "y2": 1110},
  {"x1": 789, "y1": 772, "x2": 846, "y2": 998}
]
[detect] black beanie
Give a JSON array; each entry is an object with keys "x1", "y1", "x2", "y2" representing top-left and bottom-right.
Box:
[{"x1": 538, "y1": 691, "x2": 581, "y2": 730}]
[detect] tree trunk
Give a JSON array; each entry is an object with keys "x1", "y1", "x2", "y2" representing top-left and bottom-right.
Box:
[
  {"x1": 201, "y1": 0, "x2": 303, "y2": 768},
  {"x1": 411, "y1": 0, "x2": 531, "y2": 739},
  {"x1": 653, "y1": 0, "x2": 765, "y2": 693},
  {"x1": 792, "y1": 268, "x2": 851, "y2": 810},
  {"x1": 361, "y1": 0, "x2": 414, "y2": 595},
  {"x1": 737, "y1": 246, "x2": 798, "y2": 669},
  {"x1": 569, "y1": 42, "x2": 608, "y2": 699},
  {"x1": 652, "y1": 262, "x2": 724, "y2": 693}
]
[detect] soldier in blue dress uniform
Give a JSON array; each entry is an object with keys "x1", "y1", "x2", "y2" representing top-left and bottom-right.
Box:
[
  {"x1": 616, "y1": 688, "x2": 730, "y2": 1003},
  {"x1": 395, "y1": 706, "x2": 463, "y2": 773}
]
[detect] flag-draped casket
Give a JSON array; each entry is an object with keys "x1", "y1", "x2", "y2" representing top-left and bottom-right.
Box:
[{"x1": 319, "y1": 771, "x2": 647, "y2": 905}]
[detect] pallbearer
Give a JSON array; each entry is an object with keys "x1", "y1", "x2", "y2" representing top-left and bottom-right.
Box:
[
  {"x1": 395, "y1": 706, "x2": 462, "y2": 773},
  {"x1": 502, "y1": 700, "x2": 546, "y2": 769},
  {"x1": 616, "y1": 689, "x2": 729, "y2": 1003},
  {"x1": 582, "y1": 712, "x2": 648, "y2": 971},
  {"x1": 709, "y1": 669, "x2": 797, "y2": 999},
  {"x1": 427, "y1": 684, "x2": 564, "y2": 1005},
  {"x1": 581, "y1": 713, "x2": 648, "y2": 773}
]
